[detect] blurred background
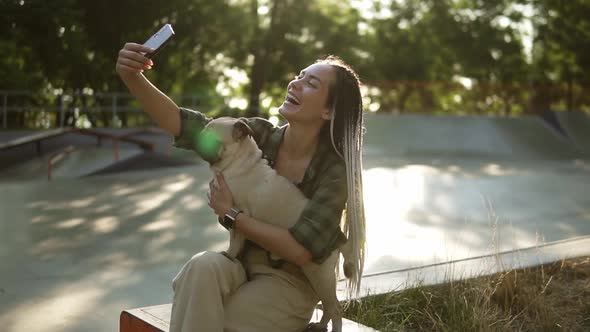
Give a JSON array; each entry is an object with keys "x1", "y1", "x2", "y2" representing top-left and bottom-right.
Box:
[
  {"x1": 1, "y1": 1, "x2": 590, "y2": 331},
  {"x1": 1, "y1": 0, "x2": 589, "y2": 129}
]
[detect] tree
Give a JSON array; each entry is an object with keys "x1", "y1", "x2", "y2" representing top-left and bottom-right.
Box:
[
  {"x1": 528, "y1": 0, "x2": 590, "y2": 113},
  {"x1": 364, "y1": 0, "x2": 529, "y2": 115}
]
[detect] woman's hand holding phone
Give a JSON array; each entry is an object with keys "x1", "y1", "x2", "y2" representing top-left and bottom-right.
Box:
[
  {"x1": 114, "y1": 25, "x2": 181, "y2": 138},
  {"x1": 115, "y1": 43, "x2": 155, "y2": 77},
  {"x1": 116, "y1": 24, "x2": 174, "y2": 77}
]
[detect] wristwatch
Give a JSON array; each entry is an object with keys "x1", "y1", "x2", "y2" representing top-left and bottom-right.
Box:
[{"x1": 221, "y1": 207, "x2": 243, "y2": 230}]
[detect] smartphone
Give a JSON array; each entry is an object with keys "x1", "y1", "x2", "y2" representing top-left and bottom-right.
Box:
[{"x1": 141, "y1": 24, "x2": 175, "y2": 59}]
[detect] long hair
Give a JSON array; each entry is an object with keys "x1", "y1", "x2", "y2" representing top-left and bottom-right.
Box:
[{"x1": 317, "y1": 55, "x2": 366, "y2": 297}]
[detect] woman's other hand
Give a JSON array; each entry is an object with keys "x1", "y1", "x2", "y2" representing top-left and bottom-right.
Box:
[
  {"x1": 115, "y1": 43, "x2": 155, "y2": 77},
  {"x1": 207, "y1": 172, "x2": 235, "y2": 217}
]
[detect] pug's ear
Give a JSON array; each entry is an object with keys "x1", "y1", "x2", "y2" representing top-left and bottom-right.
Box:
[{"x1": 232, "y1": 119, "x2": 254, "y2": 141}]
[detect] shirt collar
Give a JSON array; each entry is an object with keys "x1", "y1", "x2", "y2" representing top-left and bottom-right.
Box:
[
  {"x1": 265, "y1": 124, "x2": 336, "y2": 186},
  {"x1": 263, "y1": 124, "x2": 286, "y2": 167}
]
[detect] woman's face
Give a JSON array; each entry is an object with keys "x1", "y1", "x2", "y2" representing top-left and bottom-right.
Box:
[{"x1": 278, "y1": 63, "x2": 335, "y2": 124}]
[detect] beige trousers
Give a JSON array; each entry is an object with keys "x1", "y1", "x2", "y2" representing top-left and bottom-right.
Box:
[{"x1": 170, "y1": 249, "x2": 318, "y2": 332}]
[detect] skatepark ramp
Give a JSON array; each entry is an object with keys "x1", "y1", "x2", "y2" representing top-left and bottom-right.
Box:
[
  {"x1": 363, "y1": 112, "x2": 589, "y2": 160},
  {"x1": 554, "y1": 111, "x2": 590, "y2": 154},
  {"x1": 0, "y1": 127, "x2": 198, "y2": 181}
]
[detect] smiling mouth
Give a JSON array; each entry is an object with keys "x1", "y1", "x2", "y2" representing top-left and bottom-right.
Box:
[{"x1": 285, "y1": 95, "x2": 301, "y2": 105}]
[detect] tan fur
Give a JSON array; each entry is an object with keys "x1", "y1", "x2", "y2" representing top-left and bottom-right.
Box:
[{"x1": 204, "y1": 117, "x2": 351, "y2": 332}]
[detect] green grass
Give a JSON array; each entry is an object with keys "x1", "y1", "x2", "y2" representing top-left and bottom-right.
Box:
[{"x1": 343, "y1": 256, "x2": 590, "y2": 331}]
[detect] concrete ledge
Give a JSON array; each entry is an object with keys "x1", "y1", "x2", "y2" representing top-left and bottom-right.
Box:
[
  {"x1": 347, "y1": 235, "x2": 590, "y2": 299},
  {"x1": 120, "y1": 303, "x2": 380, "y2": 332}
]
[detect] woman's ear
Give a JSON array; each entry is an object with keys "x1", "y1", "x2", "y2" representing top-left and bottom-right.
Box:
[{"x1": 321, "y1": 106, "x2": 334, "y2": 121}]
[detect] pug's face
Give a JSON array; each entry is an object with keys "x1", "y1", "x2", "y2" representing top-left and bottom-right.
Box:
[{"x1": 197, "y1": 117, "x2": 254, "y2": 164}]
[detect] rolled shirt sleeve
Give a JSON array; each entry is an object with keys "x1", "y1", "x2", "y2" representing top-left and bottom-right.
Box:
[
  {"x1": 174, "y1": 107, "x2": 212, "y2": 152},
  {"x1": 174, "y1": 108, "x2": 276, "y2": 154},
  {"x1": 289, "y1": 161, "x2": 348, "y2": 264}
]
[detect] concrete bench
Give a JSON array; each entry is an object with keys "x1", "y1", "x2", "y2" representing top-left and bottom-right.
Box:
[{"x1": 120, "y1": 303, "x2": 379, "y2": 331}]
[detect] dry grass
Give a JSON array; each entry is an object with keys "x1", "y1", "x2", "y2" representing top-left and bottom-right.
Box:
[{"x1": 343, "y1": 256, "x2": 590, "y2": 331}]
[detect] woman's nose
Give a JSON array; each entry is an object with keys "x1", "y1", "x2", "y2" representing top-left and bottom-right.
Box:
[{"x1": 288, "y1": 78, "x2": 302, "y2": 91}]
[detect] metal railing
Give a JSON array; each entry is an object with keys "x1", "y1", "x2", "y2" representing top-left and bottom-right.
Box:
[
  {"x1": 0, "y1": 126, "x2": 165, "y2": 180},
  {"x1": 43, "y1": 128, "x2": 164, "y2": 180},
  {"x1": 0, "y1": 90, "x2": 207, "y2": 129},
  {"x1": 47, "y1": 145, "x2": 78, "y2": 180}
]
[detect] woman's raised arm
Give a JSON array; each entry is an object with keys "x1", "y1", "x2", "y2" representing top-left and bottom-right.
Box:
[{"x1": 115, "y1": 42, "x2": 181, "y2": 136}]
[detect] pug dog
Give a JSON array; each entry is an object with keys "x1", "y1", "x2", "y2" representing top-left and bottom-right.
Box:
[{"x1": 199, "y1": 117, "x2": 353, "y2": 332}]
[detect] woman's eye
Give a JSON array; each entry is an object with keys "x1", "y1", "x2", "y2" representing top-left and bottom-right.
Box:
[{"x1": 294, "y1": 74, "x2": 316, "y2": 88}]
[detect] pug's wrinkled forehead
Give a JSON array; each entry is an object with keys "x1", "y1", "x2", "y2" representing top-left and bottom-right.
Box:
[
  {"x1": 204, "y1": 117, "x2": 254, "y2": 142},
  {"x1": 197, "y1": 117, "x2": 255, "y2": 164},
  {"x1": 203, "y1": 117, "x2": 236, "y2": 141}
]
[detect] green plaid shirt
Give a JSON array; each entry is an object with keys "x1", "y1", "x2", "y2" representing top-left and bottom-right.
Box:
[{"x1": 175, "y1": 107, "x2": 347, "y2": 263}]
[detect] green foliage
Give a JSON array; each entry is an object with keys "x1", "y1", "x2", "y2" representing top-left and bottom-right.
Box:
[{"x1": 1, "y1": 0, "x2": 588, "y2": 128}]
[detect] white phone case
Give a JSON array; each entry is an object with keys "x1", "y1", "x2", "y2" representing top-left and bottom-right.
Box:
[{"x1": 141, "y1": 24, "x2": 175, "y2": 58}]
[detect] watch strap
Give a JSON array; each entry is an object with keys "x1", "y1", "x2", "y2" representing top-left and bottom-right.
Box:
[{"x1": 222, "y1": 207, "x2": 243, "y2": 230}]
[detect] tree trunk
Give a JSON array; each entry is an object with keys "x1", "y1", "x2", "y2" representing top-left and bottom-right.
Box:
[
  {"x1": 418, "y1": 87, "x2": 435, "y2": 113},
  {"x1": 502, "y1": 90, "x2": 512, "y2": 117},
  {"x1": 64, "y1": 91, "x2": 78, "y2": 127},
  {"x1": 246, "y1": 0, "x2": 285, "y2": 118},
  {"x1": 528, "y1": 82, "x2": 552, "y2": 115},
  {"x1": 566, "y1": 73, "x2": 574, "y2": 112},
  {"x1": 81, "y1": 94, "x2": 97, "y2": 128},
  {"x1": 397, "y1": 85, "x2": 412, "y2": 113}
]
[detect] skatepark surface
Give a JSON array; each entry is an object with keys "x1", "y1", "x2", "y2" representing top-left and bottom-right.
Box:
[{"x1": 1, "y1": 112, "x2": 589, "y2": 331}]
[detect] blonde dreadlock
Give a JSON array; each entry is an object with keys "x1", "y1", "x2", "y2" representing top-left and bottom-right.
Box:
[{"x1": 317, "y1": 55, "x2": 366, "y2": 297}]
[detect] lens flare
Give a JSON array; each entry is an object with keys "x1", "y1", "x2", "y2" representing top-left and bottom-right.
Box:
[{"x1": 197, "y1": 131, "x2": 222, "y2": 160}]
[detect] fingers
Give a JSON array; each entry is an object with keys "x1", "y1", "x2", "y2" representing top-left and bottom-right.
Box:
[
  {"x1": 118, "y1": 50, "x2": 153, "y2": 69},
  {"x1": 210, "y1": 173, "x2": 226, "y2": 190},
  {"x1": 209, "y1": 179, "x2": 218, "y2": 192},
  {"x1": 124, "y1": 42, "x2": 154, "y2": 54},
  {"x1": 120, "y1": 49, "x2": 154, "y2": 65},
  {"x1": 116, "y1": 42, "x2": 155, "y2": 75},
  {"x1": 215, "y1": 172, "x2": 226, "y2": 187},
  {"x1": 117, "y1": 58, "x2": 151, "y2": 73}
]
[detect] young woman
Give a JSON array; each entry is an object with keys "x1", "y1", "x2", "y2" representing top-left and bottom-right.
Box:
[{"x1": 116, "y1": 42, "x2": 366, "y2": 332}]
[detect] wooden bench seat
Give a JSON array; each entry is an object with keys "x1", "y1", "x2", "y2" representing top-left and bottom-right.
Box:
[{"x1": 120, "y1": 303, "x2": 379, "y2": 331}]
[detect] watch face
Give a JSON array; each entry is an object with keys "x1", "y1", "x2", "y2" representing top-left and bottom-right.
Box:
[
  {"x1": 223, "y1": 209, "x2": 242, "y2": 230},
  {"x1": 223, "y1": 215, "x2": 235, "y2": 229}
]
